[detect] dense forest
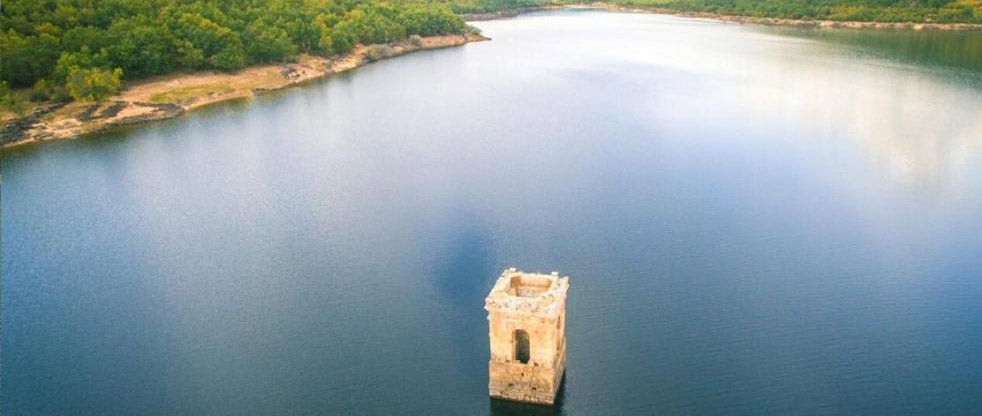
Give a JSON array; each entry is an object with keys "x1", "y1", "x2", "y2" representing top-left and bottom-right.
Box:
[
  {"x1": 2, "y1": 0, "x2": 980, "y2": 111},
  {"x1": 0, "y1": 0, "x2": 470, "y2": 105},
  {"x1": 445, "y1": 0, "x2": 982, "y2": 24},
  {"x1": 611, "y1": 0, "x2": 982, "y2": 23}
]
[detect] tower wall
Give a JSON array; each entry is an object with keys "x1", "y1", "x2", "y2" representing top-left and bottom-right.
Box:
[{"x1": 485, "y1": 269, "x2": 569, "y2": 405}]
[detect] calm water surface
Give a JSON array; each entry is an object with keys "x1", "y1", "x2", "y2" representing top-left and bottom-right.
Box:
[{"x1": 3, "y1": 10, "x2": 982, "y2": 416}]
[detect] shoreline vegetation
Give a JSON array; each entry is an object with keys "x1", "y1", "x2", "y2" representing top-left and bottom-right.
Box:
[
  {"x1": 457, "y1": 0, "x2": 982, "y2": 26},
  {"x1": 0, "y1": 0, "x2": 478, "y2": 149},
  {"x1": 1, "y1": 34, "x2": 482, "y2": 149},
  {"x1": 462, "y1": 3, "x2": 982, "y2": 29},
  {"x1": 577, "y1": 3, "x2": 982, "y2": 30},
  {"x1": 2, "y1": 0, "x2": 981, "y2": 150}
]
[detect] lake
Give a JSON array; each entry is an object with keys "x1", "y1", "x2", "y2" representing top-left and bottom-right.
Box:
[{"x1": 2, "y1": 10, "x2": 981, "y2": 416}]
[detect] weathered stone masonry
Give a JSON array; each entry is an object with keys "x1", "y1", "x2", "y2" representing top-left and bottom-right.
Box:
[{"x1": 485, "y1": 268, "x2": 569, "y2": 405}]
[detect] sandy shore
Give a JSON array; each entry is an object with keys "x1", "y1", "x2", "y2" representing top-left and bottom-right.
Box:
[{"x1": 1, "y1": 34, "x2": 484, "y2": 150}]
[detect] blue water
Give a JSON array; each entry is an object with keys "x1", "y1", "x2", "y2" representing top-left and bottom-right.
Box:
[{"x1": 3, "y1": 10, "x2": 982, "y2": 415}]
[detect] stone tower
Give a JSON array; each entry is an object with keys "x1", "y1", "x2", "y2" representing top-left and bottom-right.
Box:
[{"x1": 485, "y1": 268, "x2": 569, "y2": 405}]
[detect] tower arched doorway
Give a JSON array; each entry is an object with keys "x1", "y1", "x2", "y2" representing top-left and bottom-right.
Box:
[{"x1": 514, "y1": 329, "x2": 530, "y2": 364}]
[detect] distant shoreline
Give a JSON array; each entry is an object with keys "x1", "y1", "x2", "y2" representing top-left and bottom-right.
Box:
[
  {"x1": 4, "y1": 7, "x2": 980, "y2": 151},
  {"x1": 0, "y1": 34, "x2": 484, "y2": 151},
  {"x1": 465, "y1": 3, "x2": 982, "y2": 31}
]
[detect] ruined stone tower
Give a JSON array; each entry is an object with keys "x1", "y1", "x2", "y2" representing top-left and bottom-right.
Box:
[{"x1": 485, "y1": 268, "x2": 569, "y2": 405}]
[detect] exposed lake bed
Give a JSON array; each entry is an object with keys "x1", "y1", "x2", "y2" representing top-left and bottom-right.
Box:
[{"x1": 2, "y1": 10, "x2": 981, "y2": 416}]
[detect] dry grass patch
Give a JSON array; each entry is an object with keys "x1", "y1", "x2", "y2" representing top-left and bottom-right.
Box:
[{"x1": 148, "y1": 84, "x2": 236, "y2": 104}]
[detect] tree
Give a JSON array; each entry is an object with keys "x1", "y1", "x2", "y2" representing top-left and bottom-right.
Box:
[
  {"x1": 209, "y1": 45, "x2": 247, "y2": 70},
  {"x1": 104, "y1": 17, "x2": 178, "y2": 79},
  {"x1": 330, "y1": 20, "x2": 358, "y2": 54},
  {"x1": 345, "y1": 8, "x2": 406, "y2": 44},
  {"x1": 53, "y1": 47, "x2": 111, "y2": 84},
  {"x1": 175, "y1": 40, "x2": 206, "y2": 69},
  {"x1": 66, "y1": 67, "x2": 123, "y2": 102},
  {"x1": 317, "y1": 26, "x2": 335, "y2": 55},
  {"x1": 0, "y1": 0, "x2": 475, "y2": 100},
  {"x1": 61, "y1": 26, "x2": 112, "y2": 53},
  {"x1": 0, "y1": 30, "x2": 61, "y2": 87},
  {"x1": 243, "y1": 20, "x2": 297, "y2": 63},
  {"x1": 399, "y1": 5, "x2": 465, "y2": 36},
  {"x1": 169, "y1": 13, "x2": 237, "y2": 57}
]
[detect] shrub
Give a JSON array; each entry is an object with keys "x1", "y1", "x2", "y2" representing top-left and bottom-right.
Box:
[
  {"x1": 30, "y1": 79, "x2": 55, "y2": 102},
  {"x1": 364, "y1": 44, "x2": 395, "y2": 61},
  {"x1": 409, "y1": 34, "x2": 423, "y2": 47},
  {"x1": 0, "y1": 81, "x2": 26, "y2": 115},
  {"x1": 66, "y1": 67, "x2": 123, "y2": 102}
]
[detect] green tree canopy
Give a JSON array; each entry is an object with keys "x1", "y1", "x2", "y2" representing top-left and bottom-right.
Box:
[{"x1": 1, "y1": 0, "x2": 473, "y2": 99}]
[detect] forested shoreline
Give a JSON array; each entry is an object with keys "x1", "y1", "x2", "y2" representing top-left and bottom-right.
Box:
[
  {"x1": 0, "y1": 0, "x2": 472, "y2": 110},
  {"x1": 456, "y1": 0, "x2": 982, "y2": 26},
  {"x1": 608, "y1": 0, "x2": 982, "y2": 24}
]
